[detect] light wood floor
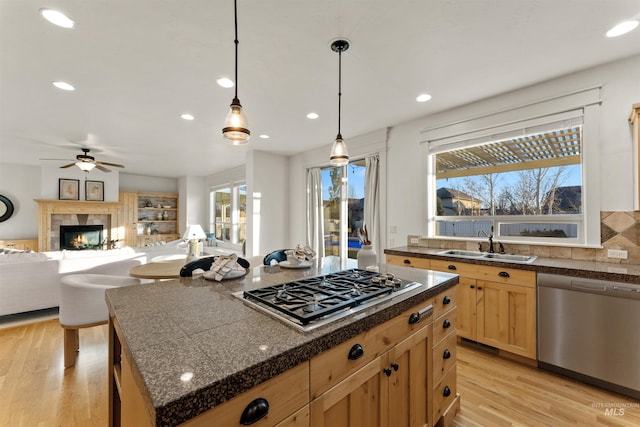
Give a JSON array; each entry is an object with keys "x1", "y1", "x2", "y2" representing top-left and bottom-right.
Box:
[{"x1": 2, "y1": 318, "x2": 640, "y2": 426}]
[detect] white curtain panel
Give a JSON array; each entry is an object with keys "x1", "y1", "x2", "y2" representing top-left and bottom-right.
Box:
[
  {"x1": 306, "y1": 168, "x2": 325, "y2": 258},
  {"x1": 364, "y1": 155, "x2": 380, "y2": 258}
]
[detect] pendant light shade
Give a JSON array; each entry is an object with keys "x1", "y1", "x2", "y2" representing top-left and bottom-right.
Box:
[
  {"x1": 222, "y1": 0, "x2": 250, "y2": 145},
  {"x1": 329, "y1": 39, "x2": 350, "y2": 166}
]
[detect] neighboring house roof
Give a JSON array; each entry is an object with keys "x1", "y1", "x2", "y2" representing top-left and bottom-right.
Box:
[{"x1": 437, "y1": 187, "x2": 476, "y2": 201}]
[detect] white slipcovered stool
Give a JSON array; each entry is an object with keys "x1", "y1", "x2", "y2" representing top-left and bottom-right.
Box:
[{"x1": 59, "y1": 274, "x2": 140, "y2": 368}]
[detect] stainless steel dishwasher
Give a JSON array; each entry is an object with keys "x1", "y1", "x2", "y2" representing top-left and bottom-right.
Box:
[{"x1": 538, "y1": 273, "x2": 640, "y2": 398}]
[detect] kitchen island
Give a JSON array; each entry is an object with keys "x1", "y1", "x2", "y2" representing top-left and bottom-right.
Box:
[{"x1": 106, "y1": 257, "x2": 459, "y2": 426}]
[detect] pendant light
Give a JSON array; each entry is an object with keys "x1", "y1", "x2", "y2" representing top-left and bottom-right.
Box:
[
  {"x1": 222, "y1": 0, "x2": 250, "y2": 145},
  {"x1": 329, "y1": 39, "x2": 350, "y2": 166}
]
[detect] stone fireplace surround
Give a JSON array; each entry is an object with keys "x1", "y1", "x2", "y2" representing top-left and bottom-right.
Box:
[{"x1": 36, "y1": 199, "x2": 124, "y2": 252}]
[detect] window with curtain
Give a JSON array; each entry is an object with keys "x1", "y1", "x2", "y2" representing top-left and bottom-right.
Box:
[{"x1": 209, "y1": 184, "x2": 246, "y2": 245}]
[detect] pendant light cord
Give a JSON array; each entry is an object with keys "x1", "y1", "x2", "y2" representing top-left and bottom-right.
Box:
[
  {"x1": 337, "y1": 48, "x2": 342, "y2": 138},
  {"x1": 233, "y1": 0, "x2": 239, "y2": 100}
]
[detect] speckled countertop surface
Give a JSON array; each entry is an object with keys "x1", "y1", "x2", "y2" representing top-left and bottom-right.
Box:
[
  {"x1": 105, "y1": 256, "x2": 458, "y2": 426},
  {"x1": 385, "y1": 246, "x2": 640, "y2": 283}
]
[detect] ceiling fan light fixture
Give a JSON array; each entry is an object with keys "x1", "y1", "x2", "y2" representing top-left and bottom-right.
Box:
[
  {"x1": 76, "y1": 161, "x2": 96, "y2": 172},
  {"x1": 222, "y1": 0, "x2": 250, "y2": 145},
  {"x1": 329, "y1": 39, "x2": 350, "y2": 166}
]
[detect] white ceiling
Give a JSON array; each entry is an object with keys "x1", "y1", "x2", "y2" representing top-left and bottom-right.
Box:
[{"x1": 2, "y1": 0, "x2": 640, "y2": 178}]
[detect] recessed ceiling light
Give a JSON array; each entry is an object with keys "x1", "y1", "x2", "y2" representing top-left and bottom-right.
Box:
[
  {"x1": 259, "y1": 134, "x2": 269, "y2": 139},
  {"x1": 52, "y1": 81, "x2": 75, "y2": 91},
  {"x1": 40, "y1": 9, "x2": 74, "y2": 29},
  {"x1": 216, "y1": 77, "x2": 234, "y2": 88},
  {"x1": 181, "y1": 114, "x2": 195, "y2": 120},
  {"x1": 606, "y1": 20, "x2": 639, "y2": 37},
  {"x1": 416, "y1": 93, "x2": 432, "y2": 103},
  {"x1": 307, "y1": 112, "x2": 319, "y2": 119}
]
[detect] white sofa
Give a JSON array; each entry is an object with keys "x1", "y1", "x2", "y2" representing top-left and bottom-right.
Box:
[{"x1": 0, "y1": 240, "x2": 240, "y2": 317}]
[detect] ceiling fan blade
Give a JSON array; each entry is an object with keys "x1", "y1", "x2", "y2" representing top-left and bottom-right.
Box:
[
  {"x1": 95, "y1": 165, "x2": 112, "y2": 173},
  {"x1": 96, "y1": 161, "x2": 124, "y2": 168},
  {"x1": 40, "y1": 158, "x2": 75, "y2": 161},
  {"x1": 60, "y1": 163, "x2": 76, "y2": 169}
]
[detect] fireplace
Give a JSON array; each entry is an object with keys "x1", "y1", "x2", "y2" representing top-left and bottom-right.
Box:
[{"x1": 60, "y1": 225, "x2": 104, "y2": 250}]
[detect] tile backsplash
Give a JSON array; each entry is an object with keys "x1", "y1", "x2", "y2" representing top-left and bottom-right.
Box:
[{"x1": 408, "y1": 211, "x2": 640, "y2": 265}]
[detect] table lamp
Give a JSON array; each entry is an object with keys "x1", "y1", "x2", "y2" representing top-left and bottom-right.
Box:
[{"x1": 182, "y1": 224, "x2": 206, "y2": 263}]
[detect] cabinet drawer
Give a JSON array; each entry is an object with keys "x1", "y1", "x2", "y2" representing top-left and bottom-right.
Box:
[
  {"x1": 432, "y1": 364, "x2": 457, "y2": 422},
  {"x1": 386, "y1": 254, "x2": 430, "y2": 269},
  {"x1": 432, "y1": 333, "x2": 457, "y2": 386},
  {"x1": 182, "y1": 362, "x2": 309, "y2": 427},
  {"x1": 431, "y1": 260, "x2": 535, "y2": 287},
  {"x1": 432, "y1": 286, "x2": 456, "y2": 319},
  {"x1": 310, "y1": 298, "x2": 434, "y2": 399},
  {"x1": 433, "y1": 307, "x2": 456, "y2": 345}
]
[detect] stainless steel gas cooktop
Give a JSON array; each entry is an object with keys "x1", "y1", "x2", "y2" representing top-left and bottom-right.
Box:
[{"x1": 235, "y1": 269, "x2": 422, "y2": 332}]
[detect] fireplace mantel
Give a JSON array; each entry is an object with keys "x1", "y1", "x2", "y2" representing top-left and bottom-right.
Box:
[{"x1": 36, "y1": 199, "x2": 124, "y2": 251}]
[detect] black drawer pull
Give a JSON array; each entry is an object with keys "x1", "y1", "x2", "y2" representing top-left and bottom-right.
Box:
[
  {"x1": 391, "y1": 363, "x2": 399, "y2": 371},
  {"x1": 240, "y1": 398, "x2": 269, "y2": 425},
  {"x1": 447, "y1": 265, "x2": 457, "y2": 270},
  {"x1": 348, "y1": 343, "x2": 364, "y2": 360},
  {"x1": 403, "y1": 259, "x2": 411, "y2": 264},
  {"x1": 383, "y1": 367, "x2": 392, "y2": 377},
  {"x1": 498, "y1": 271, "x2": 510, "y2": 278},
  {"x1": 443, "y1": 386, "x2": 451, "y2": 397},
  {"x1": 442, "y1": 319, "x2": 451, "y2": 328},
  {"x1": 442, "y1": 295, "x2": 451, "y2": 305},
  {"x1": 408, "y1": 304, "x2": 433, "y2": 324},
  {"x1": 443, "y1": 349, "x2": 451, "y2": 359}
]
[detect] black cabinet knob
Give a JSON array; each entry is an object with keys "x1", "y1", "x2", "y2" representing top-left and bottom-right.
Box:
[
  {"x1": 442, "y1": 319, "x2": 451, "y2": 328},
  {"x1": 443, "y1": 349, "x2": 451, "y2": 359},
  {"x1": 447, "y1": 265, "x2": 457, "y2": 270},
  {"x1": 348, "y1": 343, "x2": 364, "y2": 360},
  {"x1": 383, "y1": 368, "x2": 392, "y2": 377},
  {"x1": 443, "y1": 295, "x2": 451, "y2": 305},
  {"x1": 498, "y1": 271, "x2": 510, "y2": 278},
  {"x1": 470, "y1": 285, "x2": 475, "y2": 289},
  {"x1": 408, "y1": 313, "x2": 420, "y2": 324},
  {"x1": 443, "y1": 386, "x2": 451, "y2": 397},
  {"x1": 240, "y1": 398, "x2": 269, "y2": 425},
  {"x1": 391, "y1": 363, "x2": 399, "y2": 371},
  {"x1": 403, "y1": 259, "x2": 411, "y2": 264}
]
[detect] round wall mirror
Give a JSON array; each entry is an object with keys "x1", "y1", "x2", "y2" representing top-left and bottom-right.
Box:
[{"x1": 0, "y1": 194, "x2": 15, "y2": 222}]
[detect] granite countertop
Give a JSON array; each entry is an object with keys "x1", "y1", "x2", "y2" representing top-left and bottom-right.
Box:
[
  {"x1": 385, "y1": 246, "x2": 640, "y2": 284},
  {"x1": 105, "y1": 256, "x2": 458, "y2": 426}
]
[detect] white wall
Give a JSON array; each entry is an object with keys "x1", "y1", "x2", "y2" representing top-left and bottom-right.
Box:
[
  {"x1": 0, "y1": 163, "x2": 41, "y2": 239},
  {"x1": 40, "y1": 165, "x2": 120, "y2": 201},
  {"x1": 178, "y1": 175, "x2": 207, "y2": 237},
  {"x1": 119, "y1": 173, "x2": 178, "y2": 193},
  {"x1": 246, "y1": 150, "x2": 288, "y2": 257}
]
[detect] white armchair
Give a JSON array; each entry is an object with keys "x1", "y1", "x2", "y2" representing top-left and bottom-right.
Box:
[{"x1": 59, "y1": 274, "x2": 140, "y2": 368}]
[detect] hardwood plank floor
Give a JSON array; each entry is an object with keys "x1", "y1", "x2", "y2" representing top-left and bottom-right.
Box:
[{"x1": 1, "y1": 317, "x2": 639, "y2": 426}]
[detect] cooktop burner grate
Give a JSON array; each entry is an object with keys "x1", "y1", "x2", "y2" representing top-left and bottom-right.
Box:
[{"x1": 242, "y1": 269, "x2": 417, "y2": 326}]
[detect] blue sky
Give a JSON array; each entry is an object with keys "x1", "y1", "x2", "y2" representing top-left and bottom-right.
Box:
[{"x1": 322, "y1": 164, "x2": 366, "y2": 200}]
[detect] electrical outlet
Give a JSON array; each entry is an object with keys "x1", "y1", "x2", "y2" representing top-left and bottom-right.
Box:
[{"x1": 608, "y1": 249, "x2": 628, "y2": 259}]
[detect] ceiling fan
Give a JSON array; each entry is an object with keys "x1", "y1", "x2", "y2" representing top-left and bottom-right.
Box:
[{"x1": 58, "y1": 148, "x2": 125, "y2": 173}]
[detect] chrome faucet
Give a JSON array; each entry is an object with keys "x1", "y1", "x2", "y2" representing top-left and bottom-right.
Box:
[{"x1": 477, "y1": 229, "x2": 494, "y2": 253}]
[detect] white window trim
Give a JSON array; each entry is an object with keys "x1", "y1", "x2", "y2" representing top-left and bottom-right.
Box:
[
  {"x1": 421, "y1": 86, "x2": 602, "y2": 247},
  {"x1": 210, "y1": 181, "x2": 246, "y2": 249}
]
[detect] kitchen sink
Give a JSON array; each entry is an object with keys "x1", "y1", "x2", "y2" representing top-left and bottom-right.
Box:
[{"x1": 438, "y1": 249, "x2": 537, "y2": 264}]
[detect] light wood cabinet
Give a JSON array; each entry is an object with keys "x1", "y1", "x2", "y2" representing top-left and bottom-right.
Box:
[
  {"x1": 0, "y1": 238, "x2": 38, "y2": 251},
  {"x1": 430, "y1": 259, "x2": 537, "y2": 360},
  {"x1": 386, "y1": 254, "x2": 430, "y2": 270},
  {"x1": 119, "y1": 191, "x2": 180, "y2": 247},
  {"x1": 310, "y1": 303, "x2": 435, "y2": 427}
]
